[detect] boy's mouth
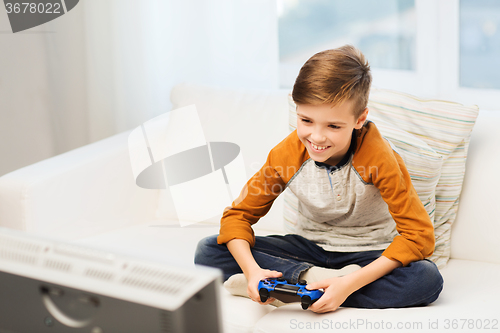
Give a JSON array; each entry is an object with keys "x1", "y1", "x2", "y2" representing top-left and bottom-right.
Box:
[{"x1": 308, "y1": 140, "x2": 330, "y2": 153}]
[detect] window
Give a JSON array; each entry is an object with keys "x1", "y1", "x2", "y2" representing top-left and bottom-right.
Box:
[
  {"x1": 459, "y1": 0, "x2": 500, "y2": 90},
  {"x1": 279, "y1": 0, "x2": 416, "y2": 70},
  {"x1": 278, "y1": 0, "x2": 500, "y2": 110}
]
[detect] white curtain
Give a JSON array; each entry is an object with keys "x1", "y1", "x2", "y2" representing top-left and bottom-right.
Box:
[{"x1": 0, "y1": 0, "x2": 279, "y2": 176}]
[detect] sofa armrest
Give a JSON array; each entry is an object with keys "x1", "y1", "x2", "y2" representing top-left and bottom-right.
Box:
[
  {"x1": 452, "y1": 110, "x2": 500, "y2": 264},
  {"x1": 0, "y1": 131, "x2": 159, "y2": 240}
]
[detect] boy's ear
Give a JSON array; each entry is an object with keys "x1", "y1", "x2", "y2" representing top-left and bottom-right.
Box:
[{"x1": 355, "y1": 108, "x2": 369, "y2": 129}]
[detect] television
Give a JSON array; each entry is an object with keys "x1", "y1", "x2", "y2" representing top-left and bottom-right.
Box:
[{"x1": 0, "y1": 227, "x2": 223, "y2": 333}]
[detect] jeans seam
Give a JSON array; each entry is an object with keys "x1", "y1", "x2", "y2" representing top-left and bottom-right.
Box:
[
  {"x1": 254, "y1": 247, "x2": 324, "y2": 266},
  {"x1": 253, "y1": 250, "x2": 308, "y2": 267},
  {"x1": 290, "y1": 263, "x2": 314, "y2": 284},
  {"x1": 253, "y1": 250, "x2": 313, "y2": 283}
]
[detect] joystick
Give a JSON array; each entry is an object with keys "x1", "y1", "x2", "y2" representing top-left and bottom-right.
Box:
[{"x1": 258, "y1": 278, "x2": 324, "y2": 310}]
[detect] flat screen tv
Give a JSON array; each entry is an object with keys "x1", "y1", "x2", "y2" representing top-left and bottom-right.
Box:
[{"x1": 0, "y1": 227, "x2": 223, "y2": 333}]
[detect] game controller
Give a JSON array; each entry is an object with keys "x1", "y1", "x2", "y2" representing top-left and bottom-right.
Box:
[{"x1": 258, "y1": 277, "x2": 324, "y2": 310}]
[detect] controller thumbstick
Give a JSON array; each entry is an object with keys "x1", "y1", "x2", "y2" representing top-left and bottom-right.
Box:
[
  {"x1": 298, "y1": 280, "x2": 307, "y2": 285},
  {"x1": 301, "y1": 295, "x2": 312, "y2": 310},
  {"x1": 277, "y1": 277, "x2": 286, "y2": 282},
  {"x1": 259, "y1": 288, "x2": 270, "y2": 303}
]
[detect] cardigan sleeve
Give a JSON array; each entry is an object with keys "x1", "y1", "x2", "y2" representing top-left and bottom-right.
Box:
[
  {"x1": 217, "y1": 147, "x2": 286, "y2": 247},
  {"x1": 375, "y1": 150, "x2": 435, "y2": 266},
  {"x1": 217, "y1": 130, "x2": 308, "y2": 247},
  {"x1": 354, "y1": 122, "x2": 435, "y2": 266}
]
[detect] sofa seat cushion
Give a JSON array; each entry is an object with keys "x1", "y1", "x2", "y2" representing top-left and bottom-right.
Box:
[
  {"x1": 77, "y1": 220, "x2": 284, "y2": 265},
  {"x1": 220, "y1": 288, "x2": 276, "y2": 333},
  {"x1": 76, "y1": 220, "x2": 283, "y2": 333},
  {"x1": 77, "y1": 221, "x2": 500, "y2": 333},
  {"x1": 75, "y1": 220, "x2": 221, "y2": 267},
  {"x1": 253, "y1": 259, "x2": 500, "y2": 333}
]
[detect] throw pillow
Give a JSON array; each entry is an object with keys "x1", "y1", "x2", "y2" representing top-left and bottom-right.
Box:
[{"x1": 367, "y1": 89, "x2": 479, "y2": 268}]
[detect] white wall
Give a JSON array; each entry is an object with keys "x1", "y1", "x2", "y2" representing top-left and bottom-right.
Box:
[
  {"x1": 0, "y1": 0, "x2": 279, "y2": 177},
  {"x1": 0, "y1": 3, "x2": 88, "y2": 177}
]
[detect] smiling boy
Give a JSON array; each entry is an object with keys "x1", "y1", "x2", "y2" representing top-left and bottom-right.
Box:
[{"x1": 195, "y1": 45, "x2": 443, "y2": 313}]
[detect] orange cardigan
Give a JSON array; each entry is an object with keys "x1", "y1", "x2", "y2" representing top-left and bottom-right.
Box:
[{"x1": 218, "y1": 121, "x2": 435, "y2": 266}]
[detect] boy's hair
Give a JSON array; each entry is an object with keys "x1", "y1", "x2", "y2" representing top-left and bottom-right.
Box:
[{"x1": 292, "y1": 45, "x2": 372, "y2": 119}]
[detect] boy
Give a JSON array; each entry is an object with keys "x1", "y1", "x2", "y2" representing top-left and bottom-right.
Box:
[{"x1": 195, "y1": 45, "x2": 443, "y2": 313}]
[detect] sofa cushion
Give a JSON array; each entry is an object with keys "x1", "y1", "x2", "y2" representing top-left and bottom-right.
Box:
[
  {"x1": 77, "y1": 221, "x2": 500, "y2": 333},
  {"x1": 220, "y1": 289, "x2": 276, "y2": 333},
  {"x1": 366, "y1": 115, "x2": 443, "y2": 226}
]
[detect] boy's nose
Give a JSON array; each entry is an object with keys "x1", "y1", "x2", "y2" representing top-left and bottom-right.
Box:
[{"x1": 310, "y1": 131, "x2": 327, "y2": 145}]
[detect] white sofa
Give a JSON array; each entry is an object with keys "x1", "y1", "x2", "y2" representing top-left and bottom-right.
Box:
[{"x1": 1, "y1": 83, "x2": 499, "y2": 333}]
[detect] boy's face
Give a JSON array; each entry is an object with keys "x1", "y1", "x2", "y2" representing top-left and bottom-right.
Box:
[{"x1": 296, "y1": 100, "x2": 368, "y2": 166}]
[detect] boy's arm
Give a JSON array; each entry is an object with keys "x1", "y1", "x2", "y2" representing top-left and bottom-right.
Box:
[
  {"x1": 226, "y1": 239, "x2": 282, "y2": 303},
  {"x1": 217, "y1": 149, "x2": 286, "y2": 247},
  {"x1": 354, "y1": 123, "x2": 435, "y2": 266},
  {"x1": 221, "y1": 153, "x2": 285, "y2": 304},
  {"x1": 220, "y1": 150, "x2": 287, "y2": 303},
  {"x1": 217, "y1": 131, "x2": 306, "y2": 247},
  {"x1": 218, "y1": 132, "x2": 307, "y2": 302},
  {"x1": 306, "y1": 145, "x2": 432, "y2": 313},
  {"x1": 304, "y1": 123, "x2": 434, "y2": 313},
  {"x1": 306, "y1": 256, "x2": 401, "y2": 313},
  {"x1": 226, "y1": 239, "x2": 260, "y2": 275},
  {"x1": 376, "y1": 150, "x2": 435, "y2": 266}
]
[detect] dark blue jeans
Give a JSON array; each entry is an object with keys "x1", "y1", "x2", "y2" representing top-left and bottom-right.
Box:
[{"x1": 194, "y1": 234, "x2": 443, "y2": 309}]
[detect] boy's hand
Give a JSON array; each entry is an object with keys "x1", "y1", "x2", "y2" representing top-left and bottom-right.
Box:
[
  {"x1": 305, "y1": 257, "x2": 401, "y2": 313},
  {"x1": 306, "y1": 276, "x2": 354, "y2": 313},
  {"x1": 246, "y1": 268, "x2": 283, "y2": 305}
]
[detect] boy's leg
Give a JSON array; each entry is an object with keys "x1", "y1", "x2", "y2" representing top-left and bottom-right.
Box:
[
  {"x1": 196, "y1": 236, "x2": 443, "y2": 308},
  {"x1": 342, "y1": 259, "x2": 443, "y2": 308},
  {"x1": 194, "y1": 234, "x2": 329, "y2": 282}
]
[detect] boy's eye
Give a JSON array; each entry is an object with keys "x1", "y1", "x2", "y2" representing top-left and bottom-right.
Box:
[{"x1": 300, "y1": 118, "x2": 340, "y2": 129}]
